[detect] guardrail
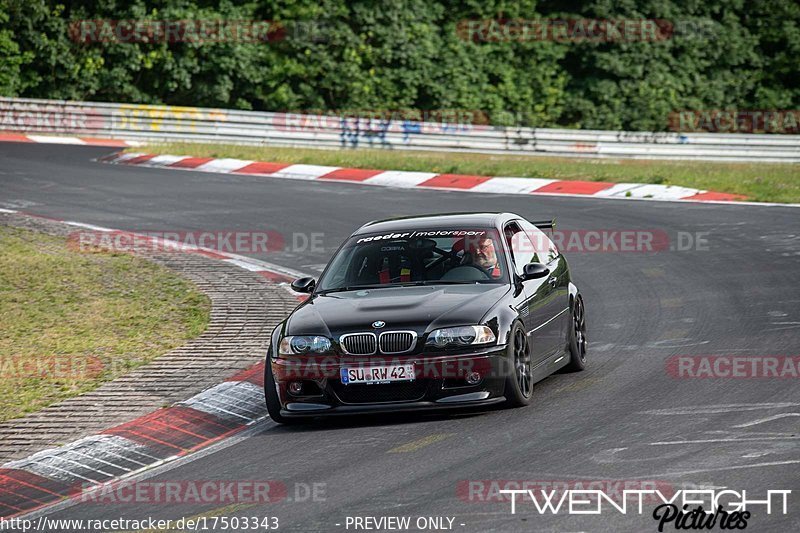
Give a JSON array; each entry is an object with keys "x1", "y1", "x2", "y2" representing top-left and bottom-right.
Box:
[{"x1": 1, "y1": 97, "x2": 798, "y2": 162}]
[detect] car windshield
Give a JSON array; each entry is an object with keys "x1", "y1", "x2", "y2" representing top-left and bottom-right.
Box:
[{"x1": 316, "y1": 228, "x2": 509, "y2": 292}]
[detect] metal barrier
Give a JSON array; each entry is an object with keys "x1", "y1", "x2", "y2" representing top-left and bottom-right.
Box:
[{"x1": 1, "y1": 97, "x2": 798, "y2": 162}]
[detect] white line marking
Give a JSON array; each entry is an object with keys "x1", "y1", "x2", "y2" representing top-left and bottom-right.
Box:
[
  {"x1": 733, "y1": 413, "x2": 800, "y2": 428},
  {"x1": 631, "y1": 184, "x2": 701, "y2": 199},
  {"x1": 194, "y1": 158, "x2": 253, "y2": 173},
  {"x1": 26, "y1": 135, "x2": 86, "y2": 145},
  {"x1": 223, "y1": 258, "x2": 265, "y2": 271},
  {"x1": 364, "y1": 171, "x2": 438, "y2": 188},
  {"x1": 2, "y1": 436, "x2": 155, "y2": 476},
  {"x1": 641, "y1": 403, "x2": 800, "y2": 415},
  {"x1": 67, "y1": 449, "x2": 135, "y2": 473},
  {"x1": 632, "y1": 460, "x2": 800, "y2": 479},
  {"x1": 220, "y1": 252, "x2": 309, "y2": 278},
  {"x1": 84, "y1": 445, "x2": 149, "y2": 467},
  {"x1": 8, "y1": 458, "x2": 100, "y2": 484},
  {"x1": 594, "y1": 183, "x2": 700, "y2": 200},
  {"x1": 267, "y1": 164, "x2": 340, "y2": 180},
  {"x1": 650, "y1": 437, "x2": 799, "y2": 445},
  {"x1": 194, "y1": 392, "x2": 263, "y2": 413},
  {"x1": 471, "y1": 177, "x2": 556, "y2": 194},
  {"x1": 62, "y1": 221, "x2": 113, "y2": 232},
  {"x1": 185, "y1": 398, "x2": 258, "y2": 422},
  {"x1": 109, "y1": 152, "x2": 146, "y2": 163},
  {"x1": 180, "y1": 381, "x2": 264, "y2": 423},
  {"x1": 138, "y1": 154, "x2": 189, "y2": 167}
]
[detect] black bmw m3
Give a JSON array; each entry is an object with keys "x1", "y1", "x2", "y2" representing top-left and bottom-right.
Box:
[{"x1": 265, "y1": 212, "x2": 587, "y2": 423}]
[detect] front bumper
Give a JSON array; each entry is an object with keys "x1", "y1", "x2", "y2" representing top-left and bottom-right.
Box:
[{"x1": 270, "y1": 345, "x2": 509, "y2": 418}]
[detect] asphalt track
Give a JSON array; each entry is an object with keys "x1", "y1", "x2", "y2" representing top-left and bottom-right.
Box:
[{"x1": 1, "y1": 143, "x2": 799, "y2": 532}]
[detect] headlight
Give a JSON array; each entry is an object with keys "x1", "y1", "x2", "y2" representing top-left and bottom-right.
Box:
[
  {"x1": 426, "y1": 325, "x2": 496, "y2": 348},
  {"x1": 279, "y1": 335, "x2": 332, "y2": 355}
]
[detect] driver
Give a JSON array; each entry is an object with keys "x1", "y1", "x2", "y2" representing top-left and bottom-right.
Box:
[{"x1": 465, "y1": 237, "x2": 502, "y2": 278}]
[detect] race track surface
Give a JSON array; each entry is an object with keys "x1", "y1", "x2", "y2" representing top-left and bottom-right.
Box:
[{"x1": 1, "y1": 143, "x2": 798, "y2": 532}]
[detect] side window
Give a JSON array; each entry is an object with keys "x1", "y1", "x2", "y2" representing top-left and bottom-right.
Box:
[
  {"x1": 521, "y1": 221, "x2": 559, "y2": 265},
  {"x1": 504, "y1": 222, "x2": 539, "y2": 276}
]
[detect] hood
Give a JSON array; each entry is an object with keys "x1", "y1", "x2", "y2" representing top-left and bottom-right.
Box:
[{"x1": 286, "y1": 284, "x2": 509, "y2": 337}]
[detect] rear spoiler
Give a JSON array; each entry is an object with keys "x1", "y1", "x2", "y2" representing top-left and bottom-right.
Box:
[{"x1": 531, "y1": 219, "x2": 556, "y2": 230}]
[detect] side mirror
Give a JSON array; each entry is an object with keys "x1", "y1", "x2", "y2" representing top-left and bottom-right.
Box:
[
  {"x1": 522, "y1": 263, "x2": 549, "y2": 280},
  {"x1": 290, "y1": 277, "x2": 316, "y2": 294}
]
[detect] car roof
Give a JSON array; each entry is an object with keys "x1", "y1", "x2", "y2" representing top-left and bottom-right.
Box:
[{"x1": 353, "y1": 212, "x2": 520, "y2": 235}]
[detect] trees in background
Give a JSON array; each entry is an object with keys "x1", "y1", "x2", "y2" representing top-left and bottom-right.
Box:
[{"x1": 1, "y1": 0, "x2": 797, "y2": 131}]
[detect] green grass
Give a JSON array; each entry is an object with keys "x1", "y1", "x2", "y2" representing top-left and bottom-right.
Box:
[
  {"x1": 134, "y1": 142, "x2": 800, "y2": 203},
  {"x1": 0, "y1": 226, "x2": 211, "y2": 422}
]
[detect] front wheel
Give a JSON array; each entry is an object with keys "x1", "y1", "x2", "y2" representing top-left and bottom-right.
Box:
[
  {"x1": 564, "y1": 295, "x2": 587, "y2": 372},
  {"x1": 504, "y1": 323, "x2": 533, "y2": 407}
]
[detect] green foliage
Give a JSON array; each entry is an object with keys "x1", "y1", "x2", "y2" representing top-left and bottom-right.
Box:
[{"x1": 0, "y1": 0, "x2": 797, "y2": 130}]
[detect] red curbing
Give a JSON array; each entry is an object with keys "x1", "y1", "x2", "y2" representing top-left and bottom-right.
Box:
[
  {"x1": 234, "y1": 161, "x2": 292, "y2": 175},
  {"x1": 534, "y1": 180, "x2": 616, "y2": 195},
  {"x1": 99, "y1": 151, "x2": 760, "y2": 204},
  {"x1": 0, "y1": 133, "x2": 134, "y2": 147},
  {"x1": 168, "y1": 156, "x2": 215, "y2": 168},
  {"x1": 0, "y1": 209, "x2": 307, "y2": 519},
  {"x1": 255, "y1": 270, "x2": 296, "y2": 284},
  {"x1": 419, "y1": 174, "x2": 493, "y2": 189},
  {"x1": 0, "y1": 133, "x2": 34, "y2": 143},
  {"x1": 120, "y1": 154, "x2": 157, "y2": 166},
  {"x1": 0, "y1": 469, "x2": 73, "y2": 515},
  {"x1": 102, "y1": 406, "x2": 245, "y2": 458},
  {"x1": 227, "y1": 362, "x2": 266, "y2": 387},
  {"x1": 683, "y1": 191, "x2": 748, "y2": 202},
  {"x1": 319, "y1": 168, "x2": 384, "y2": 181}
]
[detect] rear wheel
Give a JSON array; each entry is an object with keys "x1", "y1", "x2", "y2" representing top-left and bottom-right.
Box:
[
  {"x1": 564, "y1": 296, "x2": 587, "y2": 372},
  {"x1": 504, "y1": 323, "x2": 533, "y2": 407},
  {"x1": 264, "y1": 353, "x2": 303, "y2": 425}
]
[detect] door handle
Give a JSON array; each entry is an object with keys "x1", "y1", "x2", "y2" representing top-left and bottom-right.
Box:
[{"x1": 548, "y1": 276, "x2": 558, "y2": 285}]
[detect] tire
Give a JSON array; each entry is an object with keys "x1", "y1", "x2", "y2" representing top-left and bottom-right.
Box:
[
  {"x1": 503, "y1": 323, "x2": 534, "y2": 407},
  {"x1": 264, "y1": 352, "x2": 303, "y2": 425},
  {"x1": 564, "y1": 295, "x2": 587, "y2": 372}
]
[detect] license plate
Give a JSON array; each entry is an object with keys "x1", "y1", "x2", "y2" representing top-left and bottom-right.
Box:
[{"x1": 340, "y1": 364, "x2": 415, "y2": 385}]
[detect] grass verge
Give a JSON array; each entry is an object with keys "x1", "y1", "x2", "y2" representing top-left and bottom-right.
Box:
[
  {"x1": 133, "y1": 142, "x2": 800, "y2": 203},
  {"x1": 0, "y1": 225, "x2": 211, "y2": 422}
]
